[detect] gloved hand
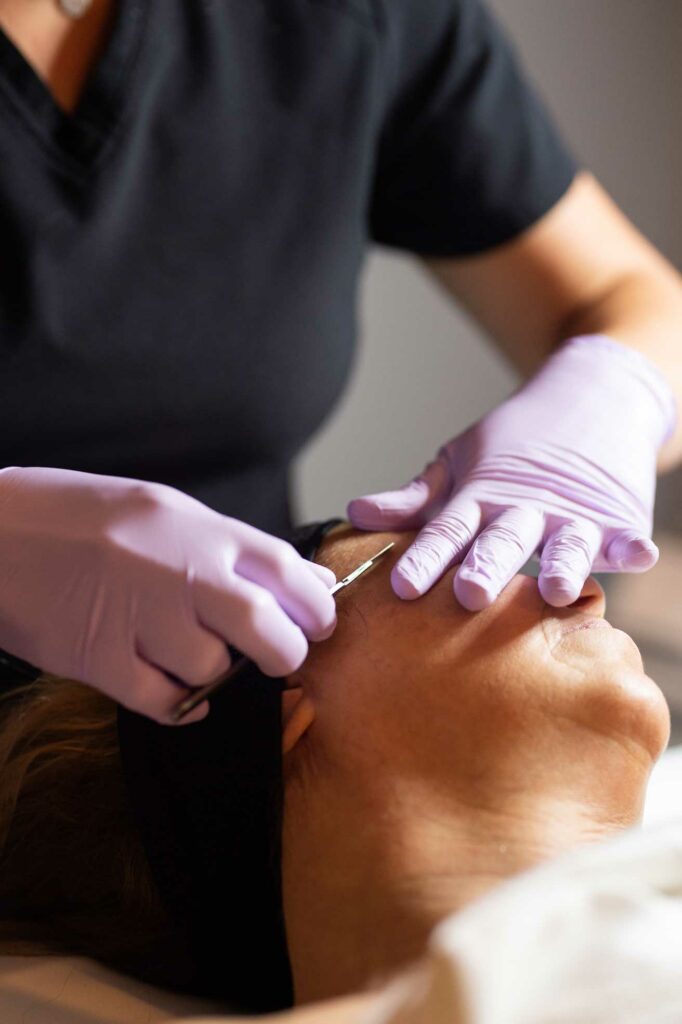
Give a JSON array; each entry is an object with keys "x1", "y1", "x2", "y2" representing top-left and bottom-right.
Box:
[
  {"x1": 0, "y1": 467, "x2": 336, "y2": 724},
  {"x1": 348, "y1": 336, "x2": 677, "y2": 611}
]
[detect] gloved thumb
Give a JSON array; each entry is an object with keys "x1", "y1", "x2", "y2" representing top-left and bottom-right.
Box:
[{"x1": 347, "y1": 457, "x2": 451, "y2": 531}]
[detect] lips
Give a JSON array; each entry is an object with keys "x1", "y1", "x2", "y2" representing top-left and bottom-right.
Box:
[
  {"x1": 556, "y1": 616, "x2": 613, "y2": 639},
  {"x1": 545, "y1": 612, "x2": 645, "y2": 675},
  {"x1": 541, "y1": 608, "x2": 617, "y2": 656}
]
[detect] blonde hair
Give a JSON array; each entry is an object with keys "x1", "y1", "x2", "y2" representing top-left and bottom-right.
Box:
[{"x1": 0, "y1": 676, "x2": 173, "y2": 975}]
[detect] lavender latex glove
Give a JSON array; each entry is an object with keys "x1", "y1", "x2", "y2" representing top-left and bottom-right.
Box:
[
  {"x1": 0, "y1": 468, "x2": 336, "y2": 724},
  {"x1": 348, "y1": 336, "x2": 677, "y2": 611}
]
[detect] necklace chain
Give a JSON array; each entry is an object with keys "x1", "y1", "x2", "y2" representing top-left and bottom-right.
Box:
[{"x1": 59, "y1": 0, "x2": 94, "y2": 18}]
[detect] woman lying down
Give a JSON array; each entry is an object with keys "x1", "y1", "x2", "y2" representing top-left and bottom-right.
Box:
[{"x1": 0, "y1": 521, "x2": 676, "y2": 1021}]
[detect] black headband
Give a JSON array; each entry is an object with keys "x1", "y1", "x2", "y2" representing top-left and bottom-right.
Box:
[{"x1": 117, "y1": 519, "x2": 343, "y2": 1013}]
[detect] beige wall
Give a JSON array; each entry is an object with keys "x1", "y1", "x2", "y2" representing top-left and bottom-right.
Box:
[{"x1": 294, "y1": 0, "x2": 682, "y2": 527}]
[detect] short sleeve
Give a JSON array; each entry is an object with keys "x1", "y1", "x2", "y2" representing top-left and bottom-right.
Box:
[{"x1": 369, "y1": 0, "x2": 579, "y2": 257}]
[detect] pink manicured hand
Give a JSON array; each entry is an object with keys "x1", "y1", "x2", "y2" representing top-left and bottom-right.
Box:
[
  {"x1": 0, "y1": 468, "x2": 336, "y2": 724},
  {"x1": 348, "y1": 336, "x2": 677, "y2": 611}
]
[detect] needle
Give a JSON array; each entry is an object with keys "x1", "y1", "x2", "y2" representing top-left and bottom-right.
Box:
[{"x1": 171, "y1": 541, "x2": 395, "y2": 723}]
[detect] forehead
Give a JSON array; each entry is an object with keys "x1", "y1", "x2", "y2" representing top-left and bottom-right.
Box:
[
  {"x1": 316, "y1": 529, "x2": 445, "y2": 630},
  {"x1": 315, "y1": 527, "x2": 409, "y2": 581},
  {"x1": 315, "y1": 527, "x2": 537, "y2": 614}
]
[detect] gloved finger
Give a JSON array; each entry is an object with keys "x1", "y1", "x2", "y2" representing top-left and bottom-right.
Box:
[
  {"x1": 137, "y1": 623, "x2": 232, "y2": 689},
  {"x1": 455, "y1": 506, "x2": 544, "y2": 611},
  {"x1": 605, "y1": 530, "x2": 659, "y2": 572},
  {"x1": 124, "y1": 656, "x2": 210, "y2": 726},
  {"x1": 391, "y1": 494, "x2": 482, "y2": 599},
  {"x1": 233, "y1": 541, "x2": 337, "y2": 642},
  {"x1": 198, "y1": 573, "x2": 309, "y2": 677},
  {"x1": 307, "y1": 561, "x2": 337, "y2": 588},
  {"x1": 538, "y1": 520, "x2": 602, "y2": 606},
  {"x1": 347, "y1": 458, "x2": 452, "y2": 531}
]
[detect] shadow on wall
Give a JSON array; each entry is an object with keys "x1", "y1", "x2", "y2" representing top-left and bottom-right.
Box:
[
  {"x1": 657, "y1": 472, "x2": 682, "y2": 536},
  {"x1": 608, "y1": 532, "x2": 682, "y2": 745}
]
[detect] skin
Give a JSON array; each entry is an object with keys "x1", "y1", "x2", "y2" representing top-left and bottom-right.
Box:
[
  {"x1": 281, "y1": 528, "x2": 670, "y2": 1005},
  {"x1": 0, "y1": 0, "x2": 116, "y2": 113}
]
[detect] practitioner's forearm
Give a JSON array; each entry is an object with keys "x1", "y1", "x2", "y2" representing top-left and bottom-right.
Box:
[
  {"x1": 558, "y1": 267, "x2": 682, "y2": 471},
  {"x1": 422, "y1": 172, "x2": 682, "y2": 470}
]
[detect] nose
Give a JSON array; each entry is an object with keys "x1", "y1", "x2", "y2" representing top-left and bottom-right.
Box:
[{"x1": 565, "y1": 576, "x2": 606, "y2": 618}]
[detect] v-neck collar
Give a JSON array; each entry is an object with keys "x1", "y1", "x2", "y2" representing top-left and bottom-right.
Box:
[{"x1": 0, "y1": 0, "x2": 149, "y2": 172}]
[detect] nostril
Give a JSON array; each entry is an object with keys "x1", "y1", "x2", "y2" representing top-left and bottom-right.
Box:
[{"x1": 568, "y1": 576, "x2": 606, "y2": 613}]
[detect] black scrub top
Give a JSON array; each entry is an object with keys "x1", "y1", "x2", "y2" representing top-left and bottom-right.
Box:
[{"x1": 0, "y1": 0, "x2": 576, "y2": 537}]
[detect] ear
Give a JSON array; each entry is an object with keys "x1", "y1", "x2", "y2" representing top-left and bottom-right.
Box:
[{"x1": 282, "y1": 688, "x2": 315, "y2": 754}]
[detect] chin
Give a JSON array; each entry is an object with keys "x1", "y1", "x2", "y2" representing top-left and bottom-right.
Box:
[{"x1": 608, "y1": 666, "x2": 670, "y2": 763}]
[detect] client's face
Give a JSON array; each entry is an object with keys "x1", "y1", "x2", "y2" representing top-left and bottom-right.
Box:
[
  {"x1": 281, "y1": 528, "x2": 669, "y2": 1003},
  {"x1": 286, "y1": 527, "x2": 667, "y2": 822}
]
